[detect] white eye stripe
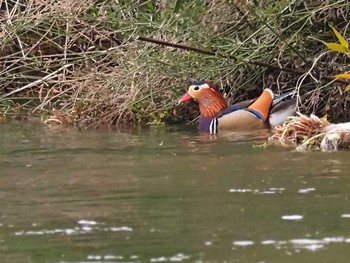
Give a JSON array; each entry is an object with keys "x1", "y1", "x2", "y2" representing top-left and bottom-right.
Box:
[{"x1": 190, "y1": 83, "x2": 210, "y2": 91}]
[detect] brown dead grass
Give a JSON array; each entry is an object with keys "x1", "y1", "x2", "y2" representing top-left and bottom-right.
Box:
[{"x1": 1, "y1": 0, "x2": 350, "y2": 128}]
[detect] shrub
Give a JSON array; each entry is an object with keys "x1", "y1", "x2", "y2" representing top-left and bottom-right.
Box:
[{"x1": 1, "y1": 0, "x2": 349, "y2": 127}]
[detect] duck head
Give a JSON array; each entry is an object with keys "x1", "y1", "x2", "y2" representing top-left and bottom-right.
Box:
[{"x1": 178, "y1": 81, "x2": 228, "y2": 118}]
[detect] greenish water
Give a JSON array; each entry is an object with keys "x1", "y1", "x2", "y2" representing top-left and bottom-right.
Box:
[{"x1": 1, "y1": 121, "x2": 350, "y2": 263}]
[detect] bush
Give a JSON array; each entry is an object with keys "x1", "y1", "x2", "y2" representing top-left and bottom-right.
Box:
[{"x1": 1, "y1": 0, "x2": 350, "y2": 127}]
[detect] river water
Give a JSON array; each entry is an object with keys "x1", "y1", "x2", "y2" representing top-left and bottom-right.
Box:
[{"x1": 1, "y1": 121, "x2": 350, "y2": 262}]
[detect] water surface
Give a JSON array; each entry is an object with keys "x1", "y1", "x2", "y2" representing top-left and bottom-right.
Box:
[{"x1": 1, "y1": 121, "x2": 350, "y2": 262}]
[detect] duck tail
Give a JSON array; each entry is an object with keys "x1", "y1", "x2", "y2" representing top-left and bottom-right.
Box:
[
  {"x1": 248, "y1": 89, "x2": 274, "y2": 121},
  {"x1": 272, "y1": 89, "x2": 296, "y2": 106}
]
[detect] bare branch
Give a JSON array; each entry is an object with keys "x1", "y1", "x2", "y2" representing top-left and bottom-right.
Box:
[{"x1": 3, "y1": 64, "x2": 73, "y2": 98}]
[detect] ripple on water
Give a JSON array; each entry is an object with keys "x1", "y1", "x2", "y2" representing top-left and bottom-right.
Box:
[
  {"x1": 281, "y1": 215, "x2": 303, "y2": 221},
  {"x1": 14, "y1": 220, "x2": 133, "y2": 236},
  {"x1": 231, "y1": 236, "x2": 350, "y2": 252},
  {"x1": 341, "y1": 214, "x2": 350, "y2": 218},
  {"x1": 290, "y1": 239, "x2": 324, "y2": 251},
  {"x1": 229, "y1": 187, "x2": 318, "y2": 195},
  {"x1": 298, "y1": 188, "x2": 316, "y2": 193},
  {"x1": 88, "y1": 254, "x2": 123, "y2": 260},
  {"x1": 232, "y1": 240, "x2": 254, "y2": 246},
  {"x1": 205, "y1": 241, "x2": 213, "y2": 246},
  {"x1": 261, "y1": 240, "x2": 276, "y2": 245},
  {"x1": 78, "y1": 219, "x2": 98, "y2": 225},
  {"x1": 150, "y1": 253, "x2": 190, "y2": 262},
  {"x1": 82, "y1": 254, "x2": 141, "y2": 262},
  {"x1": 228, "y1": 187, "x2": 285, "y2": 194}
]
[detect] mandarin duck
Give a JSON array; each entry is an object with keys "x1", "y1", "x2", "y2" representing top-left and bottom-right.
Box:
[{"x1": 178, "y1": 81, "x2": 297, "y2": 134}]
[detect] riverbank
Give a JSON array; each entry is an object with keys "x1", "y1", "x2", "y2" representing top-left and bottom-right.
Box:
[{"x1": 1, "y1": 0, "x2": 350, "y2": 128}]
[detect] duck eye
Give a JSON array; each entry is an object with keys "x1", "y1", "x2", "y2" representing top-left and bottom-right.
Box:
[{"x1": 193, "y1": 86, "x2": 200, "y2": 91}]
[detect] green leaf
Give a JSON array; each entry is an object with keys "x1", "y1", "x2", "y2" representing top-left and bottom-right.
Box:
[
  {"x1": 147, "y1": 2, "x2": 156, "y2": 13},
  {"x1": 174, "y1": 0, "x2": 183, "y2": 13},
  {"x1": 325, "y1": 42, "x2": 348, "y2": 53},
  {"x1": 330, "y1": 25, "x2": 349, "y2": 49},
  {"x1": 345, "y1": 84, "x2": 350, "y2": 92}
]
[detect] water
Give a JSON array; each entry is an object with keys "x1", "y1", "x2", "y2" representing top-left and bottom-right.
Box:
[{"x1": 1, "y1": 120, "x2": 350, "y2": 262}]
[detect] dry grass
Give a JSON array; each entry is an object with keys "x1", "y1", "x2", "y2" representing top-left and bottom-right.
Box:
[
  {"x1": 270, "y1": 112, "x2": 350, "y2": 151},
  {"x1": 270, "y1": 112, "x2": 329, "y2": 146},
  {"x1": 0, "y1": 0, "x2": 350, "y2": 128}
]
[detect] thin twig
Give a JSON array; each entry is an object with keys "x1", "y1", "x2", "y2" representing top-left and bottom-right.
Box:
[
  {"x1": 295, "y1": 51, "x2": 331, "y2": 108},
  {"x1": 5, "y1": 0, "x2": 27, "y2": 59},
  {"x1": 33, "y1": 85, "x2": 75, "y2": 112},
  {"x1": 3, "y1": 64, "x2": 73, "y2": 98},
  {"x1": 136, "y1": 36, "x2": 349, "y2": 85}
]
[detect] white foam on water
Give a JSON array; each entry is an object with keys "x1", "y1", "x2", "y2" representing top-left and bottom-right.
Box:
[
  {"x1": 205, "y1": 241, "x2": 213, "y2": 246},
  {"x1": 281, "y1": 215, "x2": 303, "y2": 221}
]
